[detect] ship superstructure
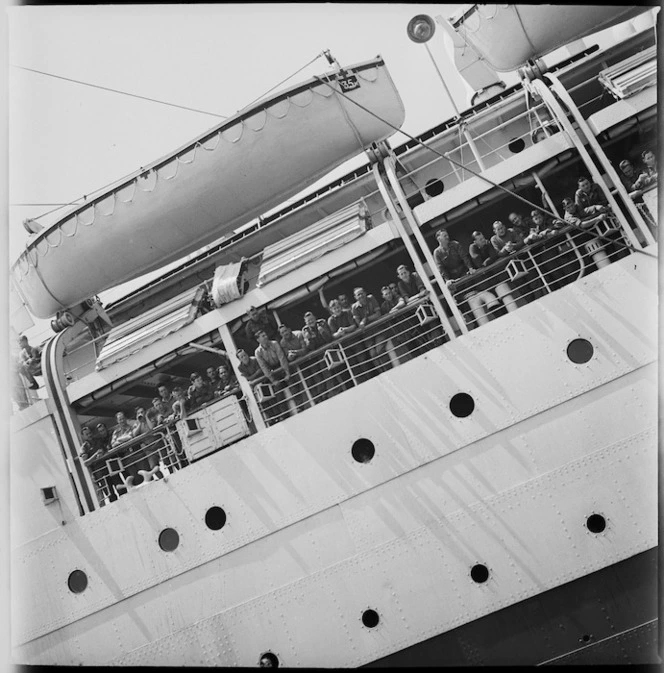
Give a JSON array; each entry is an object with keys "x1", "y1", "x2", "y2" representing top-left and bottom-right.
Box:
[{"x1": 10, "y1": 5, "x2": 659, "y2": 666}]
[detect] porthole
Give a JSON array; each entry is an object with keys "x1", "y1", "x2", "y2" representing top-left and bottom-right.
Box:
[
  {"x1": 449, "y1": 392, "x2": 475, "y2": 418},
  {"x1": 567, "y1": 338, "x2": 594, "y2": 364},
  {"x1": 362, "y1": 609, "x2": 380, "y2": 628},
  {"x1": 158, "y1": 527, "x2": 180, "y2": 552},
  {"x1": 67, "y1": 569, "x2": 88, "y2": 594},
  {"x1": 205, "y1": 506, "x2": 227, "y2": 531},
  {"x1": 470, "y1": 564, "x2": 490, "y2": 584},
  {"x1": 508, "y1": 137, "x2": 526, "y2": 153},
  {"x1": 259, "y1": 652, "x2": 279, "y2": 668},
  {"x1": 581, "y1": 634, "x2": 592, "y2": 643},
  {"x1": 352, "y1": 438, "x2": 375, "y2": 464},
  {"x1": 424, "y1": 178, "x2": 445, "y2": 197},
  {"x1": 586, "y1": 513, "x2": 606, "y2": 534}
]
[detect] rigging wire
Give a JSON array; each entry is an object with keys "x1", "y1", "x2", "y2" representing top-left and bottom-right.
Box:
[
  {"x1": 13, "y1": 53, "x2": 326, "y2": 222},
  {"x1": 313, "y1": 75, "x2": 656, "y2": 259},
  {"x1": 243, "y1": 52, "x2": 326, "y2": 109},
  {"x1": 11, "y1": 64, "x2": 227, "y2": 118}
]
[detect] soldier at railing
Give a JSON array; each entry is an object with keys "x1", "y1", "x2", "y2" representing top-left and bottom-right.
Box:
[
  {"x1": 432, "y1": 229, "x2": 476, "y2": 285},
  {"x1": 507, "y1": 213, "x2": 532, "y2": 241},
  {"x1": 188, "y1": 372, "x2": 216, "y2": 410},
  {"x1": 302, "y1": 312, "x2": 337, "y2": 403},
  {"x1": 469, "y1": 230, "x2": 499, "y2": 270},
  {"x1": 214, "y1": 363, "x2": 239, "y2": 397},
  {"x1": 574, "y1": 176, "x2": 609, "y2": 212},
  {"x1": 491, "y1": 220, "x2": 524, "y2": 257},
  {"x1": 254, "y1": 330, "x2": 293, "y2": 423},
  {"x1": 379, "y1": 285, "x2": 413, "y2": 364},
  {"x1": 639, "y1": 149, "x2": 657, "y2": 186},
  {"x1": 351, "y1": 287, "x2": 390, "y2": 381}
]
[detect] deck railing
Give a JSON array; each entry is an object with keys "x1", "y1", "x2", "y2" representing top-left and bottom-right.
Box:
[
  {"x1": 247, "y1": 218, "x2": 632, "y2": 427},
  {"x1": 448, "y1": 220, "x2": 630, "y2": 329},
  {"x1": 83, "y1": 423, "x2": 188, "y2": 505},
  {"x1": 252, "y1": 298, "x2": 445, "y2": 426}
]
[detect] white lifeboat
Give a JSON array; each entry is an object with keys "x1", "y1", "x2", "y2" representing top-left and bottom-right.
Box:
[
  {"x1": 12, "y1": 57, "x2": 405, "y2": 319},
  {"x1": 448, "y1": 4, "x2": 649, "y2": 72}
]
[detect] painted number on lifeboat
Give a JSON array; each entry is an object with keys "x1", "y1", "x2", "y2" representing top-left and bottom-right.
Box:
[{"x1": 338, "y1": 74, "x2": 360, "y2": 91}]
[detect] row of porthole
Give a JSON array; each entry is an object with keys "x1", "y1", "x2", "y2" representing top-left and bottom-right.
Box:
[
  {"x1": 66, "y1": 514, "x2": 608, "y2": 595},
  {"x1": 352, "y1": 337, "x2": 595, "y2": 464}
]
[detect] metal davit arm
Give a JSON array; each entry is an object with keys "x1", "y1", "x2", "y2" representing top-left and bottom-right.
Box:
[
  {"x1": 543, "y1": 72, "x2": 656, "y2": 246},
  {"x1": 382, "y1": 155, "x2": 469, "y2": 334},
  {"x1": 528, "y1": 78, "x2": 643, "y2": 251},
  {"x1": 371, "y1": 163, "x2": 458, "y2": 339}
]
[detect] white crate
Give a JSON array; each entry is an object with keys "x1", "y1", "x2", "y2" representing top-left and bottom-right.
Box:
[
  {"x1": 324, "y1": 348, "x2": 344, "y2": 369},
  {"x1": 179, "y1": 395, "x2": 250, "y2": 462},
  {"x1": 595, "y1": 217, "x2": 619, "y2": 235},
  {"x1": 416, "y1": 302, "x2": 437, "y2": 326},
  {"x1": 255, "y1": 382, "x2": 275, "y2": 402},
  {"x1": 506, "y1": 258, "x2": 529, "y2": 281}
]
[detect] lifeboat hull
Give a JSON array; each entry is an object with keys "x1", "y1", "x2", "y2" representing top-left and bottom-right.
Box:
[
  {"x1": 450, "y1": 5, "x2": 649, "y2": 72},
  {"x1": 12, "y1": 58, "x2": 405, "y2": 318}
]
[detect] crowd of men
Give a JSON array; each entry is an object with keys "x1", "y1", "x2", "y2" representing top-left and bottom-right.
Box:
[
  {"x1": 237, "y1": 265, "x2": 437, "y2": 424},
  {"x1": 429, "y1": 153, "x2": 657, "y2": 289},
  {"x1": 77, "y1": 364, "x2": 240, "y2": 497}
]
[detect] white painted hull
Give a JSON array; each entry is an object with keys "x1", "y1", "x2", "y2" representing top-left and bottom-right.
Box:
[{"x1": 11, "y1": 251, "x2": 658, "y2": 665}]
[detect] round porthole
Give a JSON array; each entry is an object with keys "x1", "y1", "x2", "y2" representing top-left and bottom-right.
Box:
[
  {"x1": 205, "y1": 506, "x2": 227, "y2": 531},
  {"x1": 567, "y1": 338, "x2": 594, "y2": 364},
  {"x1": 259, "y1": 652, "x2": 279, "y2": 668},
  {"x1": 67, "y1": 569, "x2": 88, "y2": 594},
  {"x1": 449, "y1": 393, "x2": 475, "y2": 418},
  {"x1": 352, "y1": 438, "x2": 375, "y2": 464},
  {"x1": 425, "y1": 178, "x2": 445, "y2": 197},
  {"x1": 362, "y1": 609, "x2": 380, "y2": 628},
  {"x1": 508, "y1": 137, "x2": 526, "y2": 153},
  {"x1": 158, "y1": 527, "x2": 180, "y2": 552},
  {"x1": 470, "y1": 564, "x2": 490, "y2": 584},
  {"x1": 586, "y1": 514, "x2": 606, "y2": 534}
]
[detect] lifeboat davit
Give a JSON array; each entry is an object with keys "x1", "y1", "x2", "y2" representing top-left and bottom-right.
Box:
[
  {"x1": 449, "y1": 4, "x2": 649, "y2": 72},
  {"x1": 12, "y1": 57, "x2": 405, "y2": 319}
]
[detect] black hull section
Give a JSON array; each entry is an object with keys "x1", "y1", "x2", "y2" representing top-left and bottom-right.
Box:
[{"x1": 365, "y1": 549, "x2": 659, "y2": 667}]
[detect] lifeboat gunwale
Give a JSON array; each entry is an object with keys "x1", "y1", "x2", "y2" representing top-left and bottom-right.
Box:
[{"x1": 15, "y1": 56, "x2": 386, "y2": 261}]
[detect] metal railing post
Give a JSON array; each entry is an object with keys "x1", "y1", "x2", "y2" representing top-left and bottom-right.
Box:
[
  {"x1": 216, "y1": 324, "x2": 266, "y2": 431},
  {"x1": 383, "y1": 156, "x2": 470, "y2": 334},
  {"x1": 530, "y1": 78, "x2": 643, "y2": 250},
  {"x1": 545, "y1": 72, "x2": 656, "y2": 246},
  {"x1": 371, "y1": 163, "x2": 458, "y2": 339}
]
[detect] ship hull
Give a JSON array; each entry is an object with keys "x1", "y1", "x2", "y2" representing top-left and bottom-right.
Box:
[
  {"x1": 11, "y1": 248, "x2": 658, "y2": 666},
  {"x1": 367, "y1": 548, "x2": 657, "y2": 666}
]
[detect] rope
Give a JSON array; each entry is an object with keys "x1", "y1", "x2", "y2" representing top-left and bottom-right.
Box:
[
  {"x1": 12, "y1": 64, "x2": 227, "y2": 118},
  {"x1": 312, "y1": 75, "x2": 656, "y2": 259},
  {"x1": 243, "y1": 52, "x2": 325, "y2": 109},
  {"x1": 19, "y1": 54, "x2": 323, "y2": 223}
]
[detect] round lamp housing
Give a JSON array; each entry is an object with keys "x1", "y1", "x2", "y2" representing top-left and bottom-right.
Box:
[{"x1": 407, "y1": 14, "x2": 436, "y2": 43}]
